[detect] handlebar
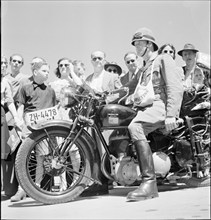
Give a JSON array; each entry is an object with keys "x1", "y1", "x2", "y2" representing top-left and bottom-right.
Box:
[{"x1": 118, "y1": 87, "x2": 129, "y2": 104}]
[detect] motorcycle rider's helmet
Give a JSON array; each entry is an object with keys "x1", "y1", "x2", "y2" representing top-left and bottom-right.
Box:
[{"x1": 152, "y1": 152, "x2": 171, "y2": 177}]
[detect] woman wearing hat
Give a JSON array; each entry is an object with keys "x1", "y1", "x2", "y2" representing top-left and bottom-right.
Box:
[
  {"x1": 104, "y1": 61, "x2": 122, "y2": 76},
  {"x1": 178, "y1": 43, "x2": 204, "y2": 89},
  {"x1": 124, "y1": 27, "x2": 184, "y2": 201}
]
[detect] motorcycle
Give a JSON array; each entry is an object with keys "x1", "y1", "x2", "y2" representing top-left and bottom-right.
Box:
[{"x1": 15, "y1": 84, "x2": 210, "y2": 204}]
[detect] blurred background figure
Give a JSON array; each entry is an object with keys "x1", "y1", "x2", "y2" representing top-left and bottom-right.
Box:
[
  {"x1": 72, "y1": 60, "x2": 86, "y2": 81},
  {"x1": 158, "y1": 43, "x2": 184, "y2": 84},
  {"x1": 1, "y1": 55, "x2": 23, "y2": 199},
  {"x1": 177, "y1": 43, "x2": 204, "y2": 90},
  {"x1": 1, "y1": 56, "x2": 8, "y2": 77},
  {"x1": 196, "y1": 52, "x2": 210, "y2": 88},
  {"x1": 158, "y1": 43, "x2": 176, "y2": 60},
  {"x1": 49, "y1": 57, "x2": 77, "y2": 120},
  {"x1": 104, "y1": 61, "x2": 122, "y2": 76},
  {"x1": 192, "y1": 69, "x2": 205, "y2": 85},
  {"x1": 5, "y1": 53, "x2": 28, "y2": 108},
  {"x1": 121, "y1": 51, "x2": 140, "y2": 85},
  {"x1": 85, "y1": 50, "x2": 121, "y2": 93},
  {"x1": 104, "y1": 61, "x2": 122, "y2": 90}
]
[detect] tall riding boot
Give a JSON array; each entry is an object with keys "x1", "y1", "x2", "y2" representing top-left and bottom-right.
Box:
[{"x1": 127, "y1": 140, "x2": 158, "y2": 201}]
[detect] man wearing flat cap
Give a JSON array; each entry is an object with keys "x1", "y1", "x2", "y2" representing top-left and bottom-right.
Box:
[{"x1": 124, "y1": 27, "x2": 184, "y2": 201}]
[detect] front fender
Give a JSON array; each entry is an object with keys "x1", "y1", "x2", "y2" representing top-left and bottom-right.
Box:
[{"x1": 27, "y1": 119, "x2": 73, "y2": 131}]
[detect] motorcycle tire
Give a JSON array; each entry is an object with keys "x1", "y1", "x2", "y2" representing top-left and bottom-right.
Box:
[{"x1": 15, "y1": 127, "x2": 93, "y2": 204}]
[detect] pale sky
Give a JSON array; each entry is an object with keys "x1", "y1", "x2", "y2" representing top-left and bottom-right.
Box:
[{"x1": 1, "y1": 0, "x2": 210, "y2": 82}]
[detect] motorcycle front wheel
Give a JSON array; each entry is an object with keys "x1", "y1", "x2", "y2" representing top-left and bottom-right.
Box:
[{"x1": 15, "y1": 127, "x2": 92, "y2": 204}]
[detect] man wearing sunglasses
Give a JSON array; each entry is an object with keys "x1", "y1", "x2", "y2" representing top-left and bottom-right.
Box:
[
  {"x1": 85, "y1": 51, "x2": 121, "y2": 93},
  {"x1": 120, "y1": 51, "x2": 140, "y2": 85},
  {"x1": 3, "y1": 54, "x2": 29, "y2": 202},
  {"x1": 124, "y1": 27, "x2": 184, "y2": 202},
  {"x1": 5, "y1": 54, "x2": 28, "y2": 108},
  {"x1": 79, "y1": 51, "x2": 122, "y2": 196}
]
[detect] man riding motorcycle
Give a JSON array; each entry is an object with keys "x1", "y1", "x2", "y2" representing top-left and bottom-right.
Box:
[{"x1": 124, "y1": 27, "x2": 184, "y2": 201}]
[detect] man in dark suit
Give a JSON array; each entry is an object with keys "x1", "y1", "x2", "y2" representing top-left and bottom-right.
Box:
[{"x1": 120, "y1": 51, "x2": 140, "y2": 85}]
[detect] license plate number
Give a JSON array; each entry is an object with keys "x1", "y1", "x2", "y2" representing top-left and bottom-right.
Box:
[{"x1": 25, "y1": 106, "x2": 60, "y2": 126}]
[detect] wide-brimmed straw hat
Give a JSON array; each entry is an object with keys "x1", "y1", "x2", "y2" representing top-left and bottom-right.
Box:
[
  {"x1": 177, "y1": 43, "x2": 199, "y2": 56},
  {"x1": 104, "y1": 62, "x2": 122, "y2": 75},
  {"x1": 131, "y1": 27, "x2": 158, "y2": 51}
]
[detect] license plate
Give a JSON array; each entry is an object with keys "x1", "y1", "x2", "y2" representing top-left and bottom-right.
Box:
[{"x1": 25, "y1": 106, "x2": 60, "y2": 126}]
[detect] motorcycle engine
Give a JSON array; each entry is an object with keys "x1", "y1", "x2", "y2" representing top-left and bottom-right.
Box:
[
  {"x1": 113, "y1": 152, "x2": 172, "y2": 185},
  {"x1": 174, "y1": 139, "x2": 194, "y2": 167},
  {"x1": 114, "y1": 156, "x2": 142, "y2": 186},
  {"x1": 108, "y1": 129, "x2": 131, "y2": 158},
  {"x1": 109, "y1": 130, "x2": 141, "y2": 185}
]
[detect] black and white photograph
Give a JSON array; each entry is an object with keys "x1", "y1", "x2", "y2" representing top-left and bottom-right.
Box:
[{"x1": 1, "y1": 0, "x2": 210, "y2": 219}]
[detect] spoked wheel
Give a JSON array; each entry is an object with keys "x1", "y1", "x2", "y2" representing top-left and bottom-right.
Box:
[{"x1": 15, "y1": 127, "x2": 92, "y2": 204}]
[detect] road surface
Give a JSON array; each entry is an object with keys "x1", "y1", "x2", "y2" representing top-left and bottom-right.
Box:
[{"x1": 1, "y1": 183, "x2": 210, "y2": 219}]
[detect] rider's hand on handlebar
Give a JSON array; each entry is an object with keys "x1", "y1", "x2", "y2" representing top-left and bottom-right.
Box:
[{"x1": 165, "y1": 116, "x2": 178, "y2": 132}]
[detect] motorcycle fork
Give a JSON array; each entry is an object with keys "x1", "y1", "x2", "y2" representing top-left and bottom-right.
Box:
[
  {"x1": 42, "y1": 118, "x2": 80, "y2": 157},
  {"x1": 92, "y1": 124, "x2": 111, "y2": 156},
  {"x1": 60, "y1": 117, "x2": 83, "y2": 156},
  {"x1": 44, "y1": 119, "x2": 101, "y2": 185}
]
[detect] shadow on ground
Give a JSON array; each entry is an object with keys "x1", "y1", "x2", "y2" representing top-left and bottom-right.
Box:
[
  {"x1": 2, "y1": 183, "x2": 195, "y2": 207},
  {"x1": 109, "y1": 183, "x2": 190, "y2": 197}
]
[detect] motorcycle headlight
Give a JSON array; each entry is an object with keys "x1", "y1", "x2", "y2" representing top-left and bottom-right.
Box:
[{"x1": 60, "y1": 86, "x2": 78, "y2": 108}]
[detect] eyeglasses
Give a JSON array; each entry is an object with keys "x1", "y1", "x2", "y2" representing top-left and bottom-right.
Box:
[
  {"x1": 126, "y1": 59, "x2": 135, "y2": 64},
  {"x1": 12, "y1": 59, "x2": 22, "y2": 64},
  {"x1": 92, "y1": 57, "x2": 103, "y2": 61},
  {"x1": 59, "y1": 64, "x2": 69, "y2": 68},
  {"x1": 163, "y1": 50, "x2": 174, "y2": 54},
  {"x1": 107, "y1": 68, "x2": 117, "y2": 73},
  {"x1": 1, "y1": 61, "x2": 8, "y2": 65}
]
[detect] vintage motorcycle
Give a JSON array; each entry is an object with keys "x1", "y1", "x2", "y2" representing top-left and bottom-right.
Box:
[{"x1": 15, "y1": 84, "x2": 210, "y2": 204}]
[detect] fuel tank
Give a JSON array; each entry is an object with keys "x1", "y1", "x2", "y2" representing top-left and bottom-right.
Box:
[{"x1": 98, "y1": 104, "x2": 137, "y2": 128}]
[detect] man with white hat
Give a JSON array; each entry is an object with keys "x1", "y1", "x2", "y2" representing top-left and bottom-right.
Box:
[{"x1": 124, "y1": 27, "x2": 184, "y2": 201}]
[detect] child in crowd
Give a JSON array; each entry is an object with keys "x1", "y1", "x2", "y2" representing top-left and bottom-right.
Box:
[
  {"x1": 10, "y1": 58, "x2": 57, "y2": 202},
  {"x1": 192, "y1": 67, "x2": 205, "y2": 90}
]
